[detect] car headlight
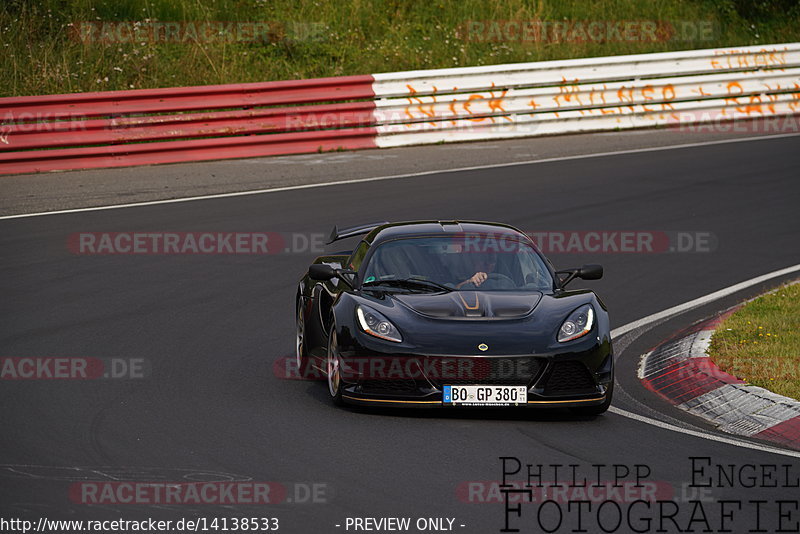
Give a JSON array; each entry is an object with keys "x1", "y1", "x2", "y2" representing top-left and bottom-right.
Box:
[
  {"x1": 557, "y1": 304, "x2": 594, "y2": 343},
  {"x1": 356, "y1": 305, "x2": 403, "y2": 343}
]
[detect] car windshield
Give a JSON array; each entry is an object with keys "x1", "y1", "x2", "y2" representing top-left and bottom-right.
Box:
[{"x1": 361, "y1": 235, "x2": 553, "y2": 291}]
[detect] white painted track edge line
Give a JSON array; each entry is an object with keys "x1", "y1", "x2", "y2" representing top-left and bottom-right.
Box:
[
  {"x1": 610, "y1": 264, "x2": 800, "y2": 459},
  {"x1": 611, "y1": 263, "x2": 800, "y2": 339},
  {"x1": 1, "y1": 132, "x2": 800, "y2": 221},
  {"x1": 608, "y1": 406, "x2": 800, "y2": 459}
]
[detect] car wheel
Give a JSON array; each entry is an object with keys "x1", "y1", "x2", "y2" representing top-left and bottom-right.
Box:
[
  {"x1": 570, "y1": 379, "x2": 613, "y2": 416},
  {"x1": 326, "y1": 328, "x2": 344, "y2": 406},
  {"x1": 295, "y1": 299, "x2": 311, "y2": 378}
]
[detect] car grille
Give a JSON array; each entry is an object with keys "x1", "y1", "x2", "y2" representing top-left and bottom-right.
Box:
[
  {"x1": 423, "y1": 356, "x2": 543, "y2": 387},
  {"x1": 543, "y1": 361, "x2": 597, "y2": 394}
]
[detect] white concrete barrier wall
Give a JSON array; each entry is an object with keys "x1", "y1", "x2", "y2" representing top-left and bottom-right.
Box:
[{"x1": 369, "y1": 43, "x2": 800, "y2": 148}]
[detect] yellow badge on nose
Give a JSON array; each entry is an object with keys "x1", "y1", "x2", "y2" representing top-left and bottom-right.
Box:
[{"x1": 478, "y1": 343, "x2": 488, "y2": 352}]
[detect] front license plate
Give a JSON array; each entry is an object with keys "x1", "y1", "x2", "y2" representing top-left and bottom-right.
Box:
[{"x1": 442, "y1": 385, "x2": 527, "y2": 406}]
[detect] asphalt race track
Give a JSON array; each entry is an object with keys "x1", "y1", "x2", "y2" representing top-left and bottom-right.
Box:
[{"x1": 1, "y1": 134, "x2": 799, "y2": 533}]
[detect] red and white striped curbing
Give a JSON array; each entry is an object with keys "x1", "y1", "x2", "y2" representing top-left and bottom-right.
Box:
[{"x1": 638, "y1": 312, "x2": 800, "y2": 451}]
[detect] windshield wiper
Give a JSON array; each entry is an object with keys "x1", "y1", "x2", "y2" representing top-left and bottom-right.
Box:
[{"x1": 362, "y1": 277, "x2": 453, "y2": 292}]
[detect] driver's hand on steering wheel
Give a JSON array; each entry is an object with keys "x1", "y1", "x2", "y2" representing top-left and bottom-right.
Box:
[{"x1": 468, "y1": 271, "x2": 488, "y2": 287}]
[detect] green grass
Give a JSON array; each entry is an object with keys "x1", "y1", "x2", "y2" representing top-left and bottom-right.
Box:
[
  {"x1": 1, "y1": 0, "x2": 799, "y2": 96},
  {"x1": 708, "y1": 282, "x2": 800, "y2": 400}
]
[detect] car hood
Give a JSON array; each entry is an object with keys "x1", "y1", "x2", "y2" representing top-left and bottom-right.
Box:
[{"x1": 393, "y1": 291, "x2": 542, "y2": 319}]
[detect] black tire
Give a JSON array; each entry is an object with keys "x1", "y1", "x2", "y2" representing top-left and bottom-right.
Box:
[
  {"x1": 570, "y1": 379, "x2": 613, "y2": 416},
  {"x1": 295, "y1": 299, "x2": 312, "y2": 379},
  {"x1": 326, "y1": 328, "x2": 344, "y2": 406}
]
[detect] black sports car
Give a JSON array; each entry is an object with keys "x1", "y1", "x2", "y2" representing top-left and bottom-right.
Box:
[{"x1": 295, "y1": 221, "x2": 613, "y2": 414}]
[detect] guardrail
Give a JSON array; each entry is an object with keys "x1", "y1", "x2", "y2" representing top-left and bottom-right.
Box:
[{"x1": 1, "y1": 43, "x2": 798, "y2": 175}]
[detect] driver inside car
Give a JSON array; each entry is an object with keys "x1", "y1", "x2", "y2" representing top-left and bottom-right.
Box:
[{"x1": 455, "y1": 251, "x2": 498, "y2": 289}]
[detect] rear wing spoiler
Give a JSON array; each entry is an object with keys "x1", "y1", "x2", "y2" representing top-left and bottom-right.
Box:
[{"x1": 326, "y1": 221, "x2": 389, "y2": 244}]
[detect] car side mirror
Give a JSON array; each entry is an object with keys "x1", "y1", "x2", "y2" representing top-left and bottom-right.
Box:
[
  {"x1": 308, "y1": 264, "x2": 357, "y2": 288},
  {"x1": 578, "y1": 264, "x2": 603, "y2": 280},
  {"x1": 556, "y1": 264, "x2": 603, "y2": 287},
  {"x1": 308, "y1": 264, "x2": 337, "y2": 280}
]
